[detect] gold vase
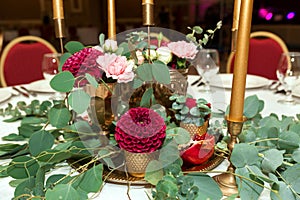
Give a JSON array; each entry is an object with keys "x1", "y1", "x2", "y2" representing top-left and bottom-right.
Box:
[
  {"x1": 180, "y1": 120, "x2": 209, "y2": 138},
  {"x1": 85, "y1": 83, "x2": 116, "y2": 134},
  {"x1": 124, "y1": 150, "x2": 158, "y2": 178}
]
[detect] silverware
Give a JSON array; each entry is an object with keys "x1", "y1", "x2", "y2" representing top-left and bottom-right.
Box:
[
  {"x1": 191, "y1": 76, "x2": 203, "y2": 86},
  {"x1": 12, "y1": 87, "x2": 29, "y2": 98},
  {"x1": 20, "y1": 86, "x2": 37, "y2": 97}
]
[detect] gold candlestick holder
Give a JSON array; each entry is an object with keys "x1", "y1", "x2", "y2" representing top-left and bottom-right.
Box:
[
  {"x1": 54, "y1": 18, "x2": 66, "y2": 53},
  {"x1": 213, "y1": 116, "x2": 246, "y2": 196},
  {"x1": 142, "y1": 0, "x2": 154, "y2": 26}
]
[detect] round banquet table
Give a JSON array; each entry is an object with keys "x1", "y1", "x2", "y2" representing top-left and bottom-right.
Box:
[{"x1": 0, "y1": 75, "x2": 300, "y2": 200}]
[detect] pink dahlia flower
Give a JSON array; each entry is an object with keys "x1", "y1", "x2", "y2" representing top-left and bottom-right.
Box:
[
  {"x1": 115, "y1": 107, "x2": 166, "y2": 153},
  {"x1": 62, "y1": 47, "x2": 104, "y2": 86},
  {"x1": 167, "y1": 41, "x2": 198, "y2": 59},
  {"x1": 96, "y1": 53, "x2": 135, "y2": 83}
]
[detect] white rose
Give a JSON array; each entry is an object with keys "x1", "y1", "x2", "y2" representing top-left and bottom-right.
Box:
[
  {"x1": 156, "y1": 47, "x2": 172, "y2": 64},
  {"x1": 144, "y1": 49, "x2": 157, "y2": 61},
  {"x1": 103, "y1": 39, "x2": 118, "y2": 52}
]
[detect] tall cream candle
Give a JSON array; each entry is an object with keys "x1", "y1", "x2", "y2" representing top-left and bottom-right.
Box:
[
  {"x1": 229, "y1": 0, "x2": 253, "y2": 122},
  {"x1": 52, "y1": 0, "x2": 64, "y2": 19}
]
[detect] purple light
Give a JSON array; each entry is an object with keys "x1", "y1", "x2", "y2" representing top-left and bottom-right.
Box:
[
  {"x1": 286, "y1": 12, "x2": 295, "y2": 20},
  {"x1": 259, "y1": 8, "x2": 268, "y2": 18},
  {"x1": 265, "y1": 13, "x2": 273, "y2": 21}
]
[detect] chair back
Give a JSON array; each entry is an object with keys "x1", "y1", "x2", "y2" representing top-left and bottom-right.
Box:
[
  {"x1": 0, "y1": 35, "x2": 57, "y2": 87},
  {"x1": 226, "y1": 31, "x2": 289, "y2": 80},
  {"x1": 0, "y1": 30, "x2": 3, "y2": 55}
]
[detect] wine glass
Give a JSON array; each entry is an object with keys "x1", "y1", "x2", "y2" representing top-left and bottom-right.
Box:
[
  {"x1": 276, "y1": 52, "x2": 300, "y2": 104},
  {"x1": 41, "y1": 53, "x2": 63, "y2": 100},
  {"x1": 194, "y1": 49, "x2": 220, "y2": 91},
  {"x1": 42, "y1": 53, "x2": 62, "y2": 80}
]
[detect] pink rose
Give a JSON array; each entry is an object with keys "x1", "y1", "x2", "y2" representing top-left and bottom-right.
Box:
[
  {"x1": 136, "y1": 50, "x2": 145, "y2": 65},
  {"x1": 96, "y1": 53, "x2": 134, "y2": 83},
  {"x1": 167, "y1": 41, "x2": 198, "y2": 59},
  {"x1": 185, "y1": 98, "x2": 197, "y2": 109}
]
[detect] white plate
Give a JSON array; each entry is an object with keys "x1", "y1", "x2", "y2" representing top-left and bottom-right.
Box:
[
  {"x1": 292, "y1": 86, "x2": 300, "y2": 98},
  {"x1": 0, "y1": 89, "x2": 12, "y2": 103},
  {"x1": 209, "y1": 73, "x2": 270, "y2": 89},
  {"x1": 27, "y1": 79, "x2": 55, "y2": 93}
]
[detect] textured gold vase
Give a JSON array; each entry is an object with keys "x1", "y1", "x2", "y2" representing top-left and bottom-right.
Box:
[
  {"x1": 124, "y1": 150, "x2": 158, "y2": 178},
  {"x1": 180, "y1": 120, "x2": 209, "y2": 138}
]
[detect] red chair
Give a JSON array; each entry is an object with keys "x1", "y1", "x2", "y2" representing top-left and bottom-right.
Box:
[
  {"x1": 0, "y1": 35, "x2": 57, "y2": 87},
  {"x1": 226, "y1": 31, "x2": 289, "y2": 80}
]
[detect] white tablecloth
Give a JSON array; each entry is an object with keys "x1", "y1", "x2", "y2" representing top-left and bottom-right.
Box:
[{"x1": 1, "y1": 76, "x2": 299, "y2": 200}]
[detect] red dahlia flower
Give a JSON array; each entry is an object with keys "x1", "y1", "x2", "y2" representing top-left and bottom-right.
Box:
[
  {"x1": 115, "y1": 107, "x2": 166, "y2": 153},
  {"x1": 62, "y1": 47, "x2": 104, "y2": 86}
]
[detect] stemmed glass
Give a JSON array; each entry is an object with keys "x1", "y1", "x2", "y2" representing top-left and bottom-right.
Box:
[
  {"x1": 41, "y1": 53, "x2": 63, "y2": 100},
  {"x1": 276, "y1": 52, "x2": 300, "y2": 104},
  {"x1": 194, "y1": 49, "x2": 220, "y2": 91}
]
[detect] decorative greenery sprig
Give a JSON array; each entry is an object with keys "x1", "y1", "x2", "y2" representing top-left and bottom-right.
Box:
[
  {"x1": 186, "y1": 20, "x2": 222, "y2": 49},
  {"x1": 169, "y1": 94, "x2": 211, "y2": 126}
]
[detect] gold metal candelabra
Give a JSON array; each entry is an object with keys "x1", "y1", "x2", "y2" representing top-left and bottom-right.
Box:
[{"x1": 213, "y1": 0, "x2": 254, "y2": 196}]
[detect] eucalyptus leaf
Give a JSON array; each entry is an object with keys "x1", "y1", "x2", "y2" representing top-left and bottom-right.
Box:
[
  {"x1": 50, "y1": 71, "x2": 75, "y2": 92},
  {"x1": 14, "y1": 177, "x2": 35, "y2": 199},
  {"x1": 166, "y1": 127, "x2": 190, "y2": 144},
  {"x1": 7, "y1": 156, "x2": 39, "y2": 179},
  {"x1": 45, "y1": 174, "x2": 73, "y2": 189},
  {"x1": 18, "y1": 124, "x2": 42, "y2": 138},
  {"x1": 281, "y1": 163, "x2": 300, "y2": 194},
  {"x1": 140, "y1": 88, "x2": 154, "y2": 107},
  {"x1": 2, "y1": 133, "x2": 25, "y2": 141},
  {"x1": 68, "y1": 89, "x2": 90, "y2": 114},
  {"x1": 186, "y1": 173, "x2": 223, "y2": 200},
  {"x1": 136, "y1": 63, "x2": 153, "y2": 81},
  {"x1": 261, "y1": 149, "x2": 283, "y2": 173},
  {"x1": 236, "y1": 167, "x2": 264, "y2": 200},
  {"x1": 278, "y1": 131, "x2": 300, "y2": 150},
  {"x1": 85, "y1": 73, "x2": 99, "y2": 88},
  {"x1": 37, "y1": 149, "x2": 72, "y2": 163},
  {"x1": 132, "y1": 77, "x2": 144, "y2": 89},
  {"x1": 292, "y1": 149, "x2": 300, "y2": 163},
  {"x1": 244, "y1": 95, "x2": 260, "y2": 118},
  {"x1": 21, "y1": 116, "x2": 47, "y2": 125},
  {"x1": 152, "y1": 61, "x2": 170, "y2": 84},
  {"x1": 145, "y1": 160, "x2": 164, "y2": 185},
  {"x1": 64, "y1": 41, "x2": 85, "y2": 54},
  {"x1": 59, "y1": 53, "x2": 72, "y2": 71},
  {"x1": 271, "y1": 181, "x2": 296, "y2": 200},
  {"x1": 230, "y1": 143, "x2": 260, "y2": 168},
  {"x1": 29, "y1": 130, "x2": 55, "y2": 157},
  {"x1": 45, "y1": 184, "x2": 82, "y2": 200},
  {"x1": 48, "y1": 104, "x2": 72, "y2": 128},
  {"x1": 72, "y1": 164, "x2": 103, "y2": 193}
]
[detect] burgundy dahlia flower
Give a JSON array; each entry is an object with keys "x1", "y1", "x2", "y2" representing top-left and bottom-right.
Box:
[
  {"x1": 62, "y1": 47, "x2": 104, "y2": 86},
  {"x1": 115, "y1": 107, "x2": 166, "y2": 153}
]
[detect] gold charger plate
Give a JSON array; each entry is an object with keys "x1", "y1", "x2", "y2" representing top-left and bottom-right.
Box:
[{"x1": 103, "y1": 150, "x2": 225, "y2": 186}]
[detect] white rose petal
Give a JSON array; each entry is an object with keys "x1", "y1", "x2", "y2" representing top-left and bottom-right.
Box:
[{"x1": 156, "y1": 47, "x2": 172, "y2": 64}]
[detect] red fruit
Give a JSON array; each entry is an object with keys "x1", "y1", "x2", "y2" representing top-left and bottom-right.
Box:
[{"x1": 181, "y1": 134, "x2": 215, "y2": 165}]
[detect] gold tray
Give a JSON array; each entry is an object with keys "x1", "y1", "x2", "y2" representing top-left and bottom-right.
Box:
[{"x1": 103, "y1": 151, "x2": 225, "y2": 186}]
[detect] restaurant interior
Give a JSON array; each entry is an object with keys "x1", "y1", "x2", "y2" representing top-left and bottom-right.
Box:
[{"x1": 1, "y1": 0, "x2": 300, "y2": 200}]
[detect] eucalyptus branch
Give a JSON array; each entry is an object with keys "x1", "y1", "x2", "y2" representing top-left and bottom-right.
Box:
[
  {"x1": 275, "y1": 170, "x2": 300, "y2": 199},
  {"x1": 247, "y1": 138, "x2": 279, "y2": 145}
]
